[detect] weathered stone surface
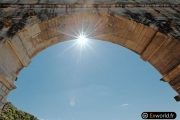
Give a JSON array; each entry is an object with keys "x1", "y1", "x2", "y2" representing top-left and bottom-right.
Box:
[{"x1": 0, "y1": 0, "x2": 180, "y2": 112}]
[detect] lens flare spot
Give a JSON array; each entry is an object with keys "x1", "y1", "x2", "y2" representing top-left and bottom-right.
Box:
[{"x1": 69, "y1": 100, "x2": 75, "y2": 107}]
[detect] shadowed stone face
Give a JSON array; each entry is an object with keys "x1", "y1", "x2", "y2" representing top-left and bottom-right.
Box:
[
  {"x1": 0, "y1": 0, "x2": 180, "y2": 39},
  {"x1": 0, "y1": 0, "x2": 180, "y2": 4},
  {"x1": 0, "y1": 0, "x2": 180, "y2": 112}
]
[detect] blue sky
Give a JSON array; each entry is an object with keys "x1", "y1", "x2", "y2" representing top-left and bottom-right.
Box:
[{"x1": 7, "y1": 39, "x2": 180, "y2": 120}]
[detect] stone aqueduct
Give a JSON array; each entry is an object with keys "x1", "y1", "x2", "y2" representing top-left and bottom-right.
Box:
[{"x1": 0, "y1": 0, "x2": 180, "y2": 111}]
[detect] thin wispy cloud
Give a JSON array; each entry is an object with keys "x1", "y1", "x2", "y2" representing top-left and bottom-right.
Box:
[{"x1": 121, "y1": 103, "x2": 129, "y2": 106}]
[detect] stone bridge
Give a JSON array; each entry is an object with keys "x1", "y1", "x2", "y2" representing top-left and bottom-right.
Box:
[{"x1": 0, "y1": 0, "x2": 180, "y2": 111}]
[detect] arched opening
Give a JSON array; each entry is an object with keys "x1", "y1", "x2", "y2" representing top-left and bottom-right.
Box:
[
  {"x1": 0, "y1": 13, "x2": 180, "y2": 115},
  {"x1": 7, "y1": 39, "x2": 180, "y2": 119}
]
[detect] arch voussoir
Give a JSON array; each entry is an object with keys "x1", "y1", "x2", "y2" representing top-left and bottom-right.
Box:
[{"x1": 0, "y1": 9, "x2": 180, "y2": 111}]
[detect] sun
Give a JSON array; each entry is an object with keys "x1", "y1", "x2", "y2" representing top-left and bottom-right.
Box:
[{"x1": 77, "y1": 34, "x2": 87, "y2": 45}]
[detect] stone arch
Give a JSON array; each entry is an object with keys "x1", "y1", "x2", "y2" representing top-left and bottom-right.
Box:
[{"x1": 0, "y1": 12, "x2": 180, "y2": 110}]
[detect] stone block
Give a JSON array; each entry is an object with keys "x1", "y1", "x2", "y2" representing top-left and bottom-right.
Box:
[{"x1": 1, "y1": 85, "x2": 6, "y2": 92}]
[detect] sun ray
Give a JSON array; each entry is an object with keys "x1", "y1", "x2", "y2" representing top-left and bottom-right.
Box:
[
  {"x1": 84, "y1": 15, "x2": 97, "y2": 37},
  {"x1": 86, "y1": 17, "x2": 102, "y2": 37},
  {"x1": 88, "y1": 33, "x2": 115, "y2": 39},
  {"x1": 83, "y1": 39, "x2": 105, "y2": 60},
  {"x1": 33, "y1": 41, "x2": 79, "y2": 69},
  {"x1": 46, "y1": 41, "x2": 79, "y2": 63},
  {"x1": 50, "y1": 28, "x2": 78, "y2": 39},
  {"x1": 94, "y1": 18, "x2": 103, "y2": 28},
  {"x1": 80, "y1": 16, "x2": 84, "y2": 35},
  {"x1": 67, "y1": 25, "x2": 79, "y2": 37},
  {"x1": 83, "y1": 41, "x2": 90, "y2": 61},
  {"x1": 67, "y1": 15, "x2": 80, "y2": 36},
  {"x1": 85, "y1": 21, "x2": 106, "y2": 38},
  {"x1": 72, "y1": 14, "x2": 81, "y2": 35}
]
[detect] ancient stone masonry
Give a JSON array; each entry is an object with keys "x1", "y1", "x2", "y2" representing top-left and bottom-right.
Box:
[{"x1": 0, "y1": 0, "x2": 180, "y2": 111}]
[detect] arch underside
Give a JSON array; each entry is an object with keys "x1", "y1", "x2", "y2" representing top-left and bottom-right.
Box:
[{"x1": 0, "y1": 7, "x2": 180, "y2": 110}]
